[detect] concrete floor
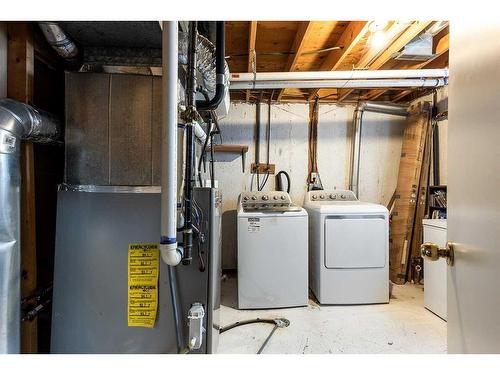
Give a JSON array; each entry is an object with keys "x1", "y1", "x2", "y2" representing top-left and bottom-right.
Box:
[{"x1": 217, "y1": 272, "x2": 447, "y2": 354}]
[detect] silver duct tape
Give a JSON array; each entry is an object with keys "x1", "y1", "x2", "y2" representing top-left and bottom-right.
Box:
[
  {"x1": 178, "y1": 32, "x2": 229, "y2": 94},
  {"x1": 0, "y1": 99, "x2": 60, "y2": 143},
  {"x1": 58, "y1": 184, "x2": 162, "y2": 194}
]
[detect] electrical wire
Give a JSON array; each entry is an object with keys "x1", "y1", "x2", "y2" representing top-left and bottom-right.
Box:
[
  {"x1": 225, "y1": 45, "x2": 342, "y2": 59},
  {"x1": 197, "y1": 120, "x2": 213, "y2": 187},
  {"x1": 258, "y1": 171, "x2": 270, "y2": 191},
  {"x1": 192, "y1": 198, "x2": 206, "y2": 272},
  {"x1": 307, "y1": 97, "x2": 323, "y2": 190}
]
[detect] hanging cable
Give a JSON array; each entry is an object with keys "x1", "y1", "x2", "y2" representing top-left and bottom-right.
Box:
[
  {"x1": 307, "y1": 97, "x2": 323, "y2": 190},
  {"x1": 258, "y1": 94, "x2": 273, "y2": 191},
  {"x1": 197, "y1": 120, "x2": 213, "y2": 187},
  {"x1": 275, "y1": 171, "x2": 291, "y2": 193}
]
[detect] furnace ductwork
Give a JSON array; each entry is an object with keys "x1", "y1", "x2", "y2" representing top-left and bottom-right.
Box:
[
  {"x1": 0, "y1": 99, "x2": 60, "y2": 354},
  {"x1": 38, "y1": 22, "x2": 79, "y2": 60},
  {"x1": 178, "y1": 32, "x2": 230, "y2": 96},
  {"x1": 349, "y1": 102, "x2": 409, "y2": 198}
]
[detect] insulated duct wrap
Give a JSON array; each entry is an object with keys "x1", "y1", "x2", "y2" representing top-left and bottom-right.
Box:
[
  {"x1": 178, "y1": 32, "x2": 230, "y2": 95},
  {"x1": 0, "y1": 98, "x2": 60, "y2": 354}
]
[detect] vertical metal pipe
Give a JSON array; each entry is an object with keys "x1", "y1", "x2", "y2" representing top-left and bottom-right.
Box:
[
  {"x1": 182, "y1": 125, "x2": 194, "y2": 265},
  {"x1": 348, "y1": 102, "x2": 408, "y2": 198},
  {"x1": 182, "y1": 21, "x2": 198, "y2": 266},
  {"x1": 432, "y1": 122, "x2": 440, "y2": 185},
  {"x1": 0, "y1": 130, "x2": 21, "y2": 354},
  {"x1": 349, "y1": 109, "x2": 364, "y2": 198},
  {"x1": 0, "y1": 99, "x2": 60, "y2": 354},
  {"x1": 160, "y1": 21, "x2": 181, "y2": 266}
]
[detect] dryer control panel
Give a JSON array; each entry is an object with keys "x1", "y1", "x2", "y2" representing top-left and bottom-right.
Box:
[
  {"x1": 239, "y1": 191, "x2": 301, "y2": 212},
  {"x1": 305, "y1": 189, "x2": 358, "y2": 202}
]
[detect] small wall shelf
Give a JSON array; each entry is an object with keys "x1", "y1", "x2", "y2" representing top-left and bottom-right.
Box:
[{"x1": 213, "y1": 144, "x2": 249, "y2": 172}]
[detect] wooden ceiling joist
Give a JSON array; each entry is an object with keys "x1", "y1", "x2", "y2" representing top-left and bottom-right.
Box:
[
  {"x1": 246, "y1": 21, "x2": 258, "y2": 101},
  {"x1": 277, "y1": 21, "x2": 314, "y2": 101},
  {"x1": 375, "y1": 26, "x2": 449, "y2": 102},
  {"x1": 337, "y1": 20, "x2": 433, "y2": 103},
  {"x1": 307, "y1": 21, "x2": 369, "y2": 101},
  {"x1": 225, "y1": 20, "x2": 448, "y2": 103}
]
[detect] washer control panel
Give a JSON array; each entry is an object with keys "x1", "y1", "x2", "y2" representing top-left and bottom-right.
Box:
[
  {"x1": 306, "y1": 189, "x2": 357, "y2": 202},
  {"x1": 240, "y1": 191, "x2": 301, "y2": 212}
]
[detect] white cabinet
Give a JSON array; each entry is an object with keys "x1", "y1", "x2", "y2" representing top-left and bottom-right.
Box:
[{"x1": 422, "y1": 219, "x2": 447, "y2": 320}]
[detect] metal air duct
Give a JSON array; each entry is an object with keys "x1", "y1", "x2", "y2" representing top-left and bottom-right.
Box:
[
  {"x1": 38, "y1": 22, "x2": 79, "y2": 60},
  {"x1": 348, "y1": 102, "x2": 408, "y2": 198},
  {"x1": 0, "y1": 98, "x2": 60, "y2": 354}
]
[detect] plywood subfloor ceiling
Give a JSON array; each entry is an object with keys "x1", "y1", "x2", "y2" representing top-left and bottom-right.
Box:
[{"x1": 226, "y1": 21, "x2": 449, "y2": 103}]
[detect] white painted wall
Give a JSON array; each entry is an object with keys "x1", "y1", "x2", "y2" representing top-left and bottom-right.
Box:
[
  {"x1": 0, "y1": 22, "x2": 7, "y2": 98},
  {"x1": 205, "y1": 102, "x2": 406, "y2": 269}
]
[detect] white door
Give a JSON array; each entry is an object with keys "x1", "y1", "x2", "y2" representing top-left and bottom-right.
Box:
[{"x1": 447, "y1": 19, "x2": 500, "y2": 353}]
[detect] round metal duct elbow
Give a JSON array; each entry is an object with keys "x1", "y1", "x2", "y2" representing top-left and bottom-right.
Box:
[
  {"x1": 0, "y1": 98, "x2": 60, "y2": 142},
  {"x1": 38, "y1": 21, "x2": 79, "y2": 60}
]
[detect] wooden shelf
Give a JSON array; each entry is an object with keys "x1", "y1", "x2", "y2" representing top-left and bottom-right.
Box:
[
  {"x1": 213, "y1": 144, "x2": 248, "y2": 153},
  {"x1": 212, "y1": 144, "x2": 248, "y2": 172}
]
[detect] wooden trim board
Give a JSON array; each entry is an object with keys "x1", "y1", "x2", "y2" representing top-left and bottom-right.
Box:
[
  {"x1": 7, "y1": 22, "x2": 38, "y2": 353},
  {"x1": 389, "y1": 102, "x2": 431, "y2": 284}
]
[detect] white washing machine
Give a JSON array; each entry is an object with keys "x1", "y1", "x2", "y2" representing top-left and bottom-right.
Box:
[
  {"x1": 237, "y1": 191, "x2": 308, "y2": 309},
  {"x1": 304, "y1": 190, "x2": 389, "y2": 304}
]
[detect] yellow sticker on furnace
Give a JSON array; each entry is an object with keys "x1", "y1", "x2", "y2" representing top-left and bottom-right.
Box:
[{"x1": 127, "y1": 243, "x2": 159, "y2": 328}]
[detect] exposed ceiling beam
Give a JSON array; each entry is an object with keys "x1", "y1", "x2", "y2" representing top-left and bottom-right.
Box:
[
  {"x1": 373, "y1": 27, "x2": 449, "y2": 102},
  {"x1": 246, "y1": 21, "x2": 258, "y2": 101},
  {"x1": 337, "y1": 20, "x2": 433, "y2": 102},
  {"x1": 307, "y1": 21, "x2": 369, "y2": 101},
  {"x1": 391, "y1": 51, "x2": 449, "y2": 102},
  {"x1": 277, "y1": 21, "x2": 314, "y2": 101},
  {"x1": 355, "y1": 21, "x2": 411, "y2": 69}
]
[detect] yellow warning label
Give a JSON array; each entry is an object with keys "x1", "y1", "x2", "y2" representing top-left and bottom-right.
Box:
[{"x1": 127, "y1": 243, "x2": 159, "y2": 328}]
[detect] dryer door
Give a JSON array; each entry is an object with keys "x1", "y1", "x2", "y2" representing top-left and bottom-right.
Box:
[{"x1": 324, "y1": 216, "x2": 387, "y2": 269}]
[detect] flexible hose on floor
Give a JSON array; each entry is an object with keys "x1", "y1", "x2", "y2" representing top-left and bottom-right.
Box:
[{"x1": 219, "y1": 318, "x2": 290, "y2": 354}]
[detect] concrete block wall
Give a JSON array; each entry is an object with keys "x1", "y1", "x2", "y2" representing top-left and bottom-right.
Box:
[{"x1": 202, "y1": 102, "x2": 406, "y2": 269}]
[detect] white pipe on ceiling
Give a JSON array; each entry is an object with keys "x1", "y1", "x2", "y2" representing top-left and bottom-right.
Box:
[
  {"x1": 230, "y1": 69, "x2": 448, "y2": 82},
  {"x1": 230, "y1": 78, "x2": 447, "y2": 90}
]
